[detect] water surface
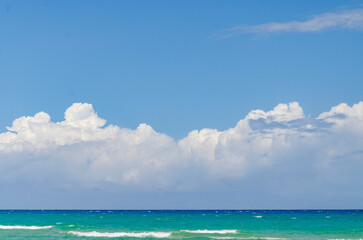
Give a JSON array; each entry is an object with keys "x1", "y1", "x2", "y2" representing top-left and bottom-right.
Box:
[{"x1": 0, "y1": 210, "x2": 362, "y2": 239}]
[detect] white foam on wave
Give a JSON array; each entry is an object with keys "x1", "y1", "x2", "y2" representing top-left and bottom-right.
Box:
[
  {"x1": 182, "y1": 230, "x2": 237, "y2": 234},
  {"x1": 68, "y1": 231, "x2": 172, "y2": 238},
  {"x1": 254, "y1": 216, "x2": 263, "y2": 218},
  {"x1": 211, "y1": 237, "x2": 286, "y2": 240},
  {"x1": 260, "y1": 238, "x2": 287, "y2": 240},
  {"x1": 328, "y1": 239, "x2": 363, "y2": 240},
  {"x1": 0, "y1": 225, "x2": 53, "y2": 230},
  {"x1": 210, "y1": 237, "x2": 248, "y2": 240},
  {"x1": 211, "y1": 238, "x2": 239, "y2": 240}
]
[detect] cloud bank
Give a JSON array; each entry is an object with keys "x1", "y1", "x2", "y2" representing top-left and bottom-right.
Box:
[
  {"x1": 1, "y1": 102, "x2": 363, "y2": 208},
  {"x1": 220, "y1": 8, "x2": 363, "y2": 37}
]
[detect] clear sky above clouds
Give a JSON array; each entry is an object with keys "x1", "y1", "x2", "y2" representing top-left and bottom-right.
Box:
[{"x1": 1, "y1": 0, "x2": 363, "y2": 209}]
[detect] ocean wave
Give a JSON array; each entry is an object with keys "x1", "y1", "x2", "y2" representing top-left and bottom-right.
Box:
[
  {"x1": 211, "y1": 237, "x2": 286, "y2": 240},
  {"x1": 181, "y1": 230, "x2": 237, "y2": 234},
  {"x1": 0, "y1": 225, "x2": 53, "y2": 230},
  {"x1": 211, "y1": 237, "x2": 245, "y2": 239},
  {"x1": 68, "y1": 231, "x2": 172, "y2": 238}
]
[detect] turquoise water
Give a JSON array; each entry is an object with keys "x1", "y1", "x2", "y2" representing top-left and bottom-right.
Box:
[{"x1": 0, "y1": 210, "x2": 362, "y2": 239}]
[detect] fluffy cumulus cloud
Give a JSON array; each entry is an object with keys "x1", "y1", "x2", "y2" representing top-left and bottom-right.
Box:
[
  {"x1": 219, "y1": 8, "x2": 363, "y2": 37},
  {"x1": 1, "y1": 102, "x2": 363, "y2": 208}
]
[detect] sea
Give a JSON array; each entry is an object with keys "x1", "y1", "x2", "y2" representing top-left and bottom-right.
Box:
[{"x1": 0, "y1": 210, "x2": 362, "y2": 239}]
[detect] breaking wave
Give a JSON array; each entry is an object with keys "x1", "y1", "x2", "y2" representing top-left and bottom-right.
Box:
[
  {"x1": 0, "y1": 225, "x2": 53, "y2": 230},
  {"x1": 211, "y1": 238, "x2": 286, "y2": 240},
  {"x1": 68, "y1": 231, "x2": 172, "y2": 238},
  {"x1": 181, "y1": 229, "x2": 237, "y2": 234}
]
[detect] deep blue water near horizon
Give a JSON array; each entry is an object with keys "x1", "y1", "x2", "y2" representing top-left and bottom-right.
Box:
[{"x1": 0, "y1": 210, "x2": 362, "y2": 239}]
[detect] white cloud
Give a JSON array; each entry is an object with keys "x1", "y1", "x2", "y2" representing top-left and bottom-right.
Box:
[
  {"x1": 246, "y1": 102, "x2": 304, "y2": 122},
  {"x1": 219, "y1": 8, "x2": 363, "y2": 37},
  {"x1": 1, "y1": 101, "x2": 363, "y2": 208}
]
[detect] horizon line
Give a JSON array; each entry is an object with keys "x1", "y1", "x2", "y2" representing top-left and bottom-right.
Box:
[{"x1": 0, "y1": 209, "x2": 362, "y2": 211}]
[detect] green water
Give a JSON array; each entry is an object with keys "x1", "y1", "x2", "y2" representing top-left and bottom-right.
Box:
[{"x1": 0, "y1": 210, "x2": 362, "y2": 239}]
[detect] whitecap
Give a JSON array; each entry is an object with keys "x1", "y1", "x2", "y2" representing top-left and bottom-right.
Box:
[
  {"x1": 0, "y1": 225, "x2": 53, "y2": 230},
  {"x1": 254, "y1": 216, "x2": 263, "y2": 218},
  {"x1": 328, "y1": 239, "x2": 363, "y2": 240},
  {"x1": 261, "y1": 238, "x2": 287, "y2": 240},
  {"x1": 210, "y1": 237, "x2": 245, "y2": 239},
  {"x1": 210, "y1": 237, "x2": 241, "y2": 239},
  {"x1": 68, "y1": 231, "x2": 171, "y2": 238},
  {"x1": 181, "y1": 230, "x2": 237, "y2": 234},
  {"x1": 211, "y1": 237, "x2": 286, "y2": 240}
]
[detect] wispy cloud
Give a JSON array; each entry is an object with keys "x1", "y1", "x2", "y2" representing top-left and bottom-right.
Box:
[{"x1": 219, "y1": 8, "x2": 363, "y2": 38}]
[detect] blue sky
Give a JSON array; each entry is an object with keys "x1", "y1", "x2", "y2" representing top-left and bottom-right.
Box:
[
  {"x1": 1, "y1": 0, "x2": 363, "y2": 209},
  {"x1": 1, "y1": 0, "x2": 362, "y2": 138}
]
